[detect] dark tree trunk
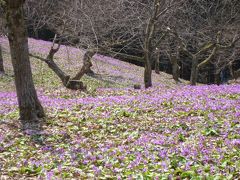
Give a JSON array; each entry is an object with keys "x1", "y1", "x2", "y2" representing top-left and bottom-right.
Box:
[
  {"x1": 190, "y1": 55, "x2": 198, "y2": 85},
  {"x1": 0, "y1": 44, "x2": 4, "y2": 74},
  {"x1": 6, "y1": 0, "x2": 45, "y2": 121},
  {"x1": 143, "y1": 4, "x2": 157, "y2": 89},
  {"x1": 144, "y1": 26, "x2": 153, "y2": 89},
  {"x1": 155, "y1": 51, "x2": 160, "y2": 74},
  {"x1": 233, "y1": 69, "x2": 240, "y2": 80},
  {"x1": 143, "y1": 0, "x2": 164, "y2": 88},
  {"x1": 215, "y1": 71, "x2": 221, "y2": 85},
  {"x1": 170, "y1": 55, "x2": 180, "y2": 82},
  {"x1": 144, "y1": 58, "x2": 152, "y2": 88}
]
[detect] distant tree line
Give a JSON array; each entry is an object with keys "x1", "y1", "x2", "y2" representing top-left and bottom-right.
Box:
[{"x1": 24, "y1": 0, "x2": 240, "y2": 86}]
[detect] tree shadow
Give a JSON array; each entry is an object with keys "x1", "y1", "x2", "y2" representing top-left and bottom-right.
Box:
[
  {"x1": 87, "y1": 72, "x2": 126, "y2": 85},
  {"x1": 20, "y1": 118, "x2": 46, "y2": 145}
]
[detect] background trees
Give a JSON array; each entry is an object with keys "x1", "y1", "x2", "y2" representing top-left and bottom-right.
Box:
[
  {"x1": 23, "y1": 0, "x2": 240, "y2": 87},
  {"x1": 23, "y1": 0, "x2": 144, "y2": 88},
  {"x1": 169, "y1": 0, "x2": 240, "y2": 85},
  {"x1": 40, "y1": 0, "x2": 183, "y2": 88}
]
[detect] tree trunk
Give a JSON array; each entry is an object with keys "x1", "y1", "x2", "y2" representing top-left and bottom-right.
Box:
[
  {"x1": 45, "y1": 58, "x2": 70, "y2": 86},
  {"x1": 143, "y1": 22, "x2": 154, "y2": 89},
  {"x1": 144, "y1": 56, "x2": 152, "y2": 88},
  {"x1": 6, "y1": 0, "x2": 45, "y2": 121},
  {"x1": 233, "y1": 69, "x2": 240, "y2": 80},
  {"x1": 30, "y1": 49, "x2": 94, "y2": 90},
  {"x1": 0, "y1": 44, "x2": 4, "y2": 74},
  {"x1": 190, "y1": 55, "x2": 198, "y2": 85},
  {"x1": 170, "y1": 55, "x2": 180, "y2": 82},
  {"x1": 71, "y1": 50, "x2": 95, "y2": 80},
  {"x1": 215, "y1": 71, "x2": 221, "y2": 85},
  {"x1": 44, "y1": 44, "x2": 71, "y2": 86},
  {"x1": 66, "y1": 50, "x2": 95, "y2": 90},
  {"x1": 155, "y1": 51, "x2": 160, "y2": 74}
]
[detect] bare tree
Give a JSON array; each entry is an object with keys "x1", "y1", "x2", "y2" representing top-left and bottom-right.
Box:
[
  {"x1": 0, "y1": 43, "x2": 4, "y2": 74},
  {"x1": 29, "y1": 34, "x2": 90, "y2": 90},
  {"x1": 4, "y1": 0, "x2": 45, "y2": 122},
  {"x1": 26, "y1": 0, "x2": 183, "y2": 88},
  {"x1": 154, "y1": 48, "x2": 160, "y2": 74},
  {"x1": 139, "y1": 0, "x2": 181, "y2": 88},
  {"x1": 168, "y1": 30, "x2": 239, "y2": 85},
  {"x1": 0, "y1": 6, "x2": 5, "y2": 74},
  {"x1": 24, "y1": 0, "x2": 240, "y2": 87},
  {"x1": 214, "y1": 38, "x2": 240, "y2": 83},
  {"x1": 23, "y1": 1, "x2": 141, "y2": 89},
  {"x1": 167, "y1": 0, "x2": 240, "y2": 85},
  {"x1": 25, "y1": 0, "x2": 56, "y2": 38},
  {"x1": 166, "y1": 48, "x2": 180, "y2": 83}
]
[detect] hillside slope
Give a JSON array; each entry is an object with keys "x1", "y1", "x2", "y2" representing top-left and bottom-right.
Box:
[
  {"x1": 0, "y1": 37, "x2": 185, "y2": 92},
  {"x1": 0, "y1": 38, "x2": 239, "y2": 179}
]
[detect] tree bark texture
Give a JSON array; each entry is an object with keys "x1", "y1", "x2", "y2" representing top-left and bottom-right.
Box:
[
  {"x1": 155, "y1": 51, "x2": 160, "y2": 74},
  {"x1": 233, "y1": 69, "x2": 240, "y2": 80},
  {"x1": 144, "y1": 58, "x2": 152, "y2": 88},
  {"x1": 0, "y1": 44, "x2": 4, "y2": 73},
  {"x1": 143, "y1": 18, "x2": 154, "y2": 88},
  {"x1": 71, "y1": 50, "x2": 95, "y2": 80},
  {"x1": 6, "y1": 0, "x2": 45, "y2": 121},
  {"x1": 214, "y1": 72, "x2": 221, "y2": 85},
  {"x1": 143, "y1": 1, "x2": 159, "y2": 89},
  {"x1": 190, "y1": 55, "x2": 198, "y2": 85},
  {"x1": 170, "y1": 55, "x2": 180, "y2": 82}
]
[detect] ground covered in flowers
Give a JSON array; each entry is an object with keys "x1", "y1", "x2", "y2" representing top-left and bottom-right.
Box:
[{"x1": 0, "y1": 38, "x2": 240, "y2": 179}]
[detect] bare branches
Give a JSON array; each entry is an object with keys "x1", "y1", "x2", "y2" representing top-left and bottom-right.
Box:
[
  {"x1": 47, "y1": 34, "x2": 61, "y2": 61},
  {"x1": 22, "y1": 0, "x2": 240, "y2": 86},
  {"x1": 216, "y1": 34, "x2": 240, "y2": 49}
]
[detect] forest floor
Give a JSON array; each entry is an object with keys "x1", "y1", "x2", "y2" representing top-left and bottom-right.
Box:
[{"x1": 0, "y1": 38, "x2": 239, "y2": 179}]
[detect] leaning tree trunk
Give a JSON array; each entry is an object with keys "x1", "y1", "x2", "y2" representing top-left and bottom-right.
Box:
[
  {"x1": 30, "y1": 47, "x2": 95, "y2": 90},
  {"x1": 0, "y1": 44, "x2": 4, "y2": 74},
  {"x1": 66, "y1": 50, "x2": 95, "y2": 90},
  {"x1": 190, "y1": 55, "x2": 198, "y2": 85},
  {"x1": 6, "y1": 0, "x2": 45, "y2": 121},
  {"x1": 71, "y1": 50, "x2": 95, "y2": 81}
]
